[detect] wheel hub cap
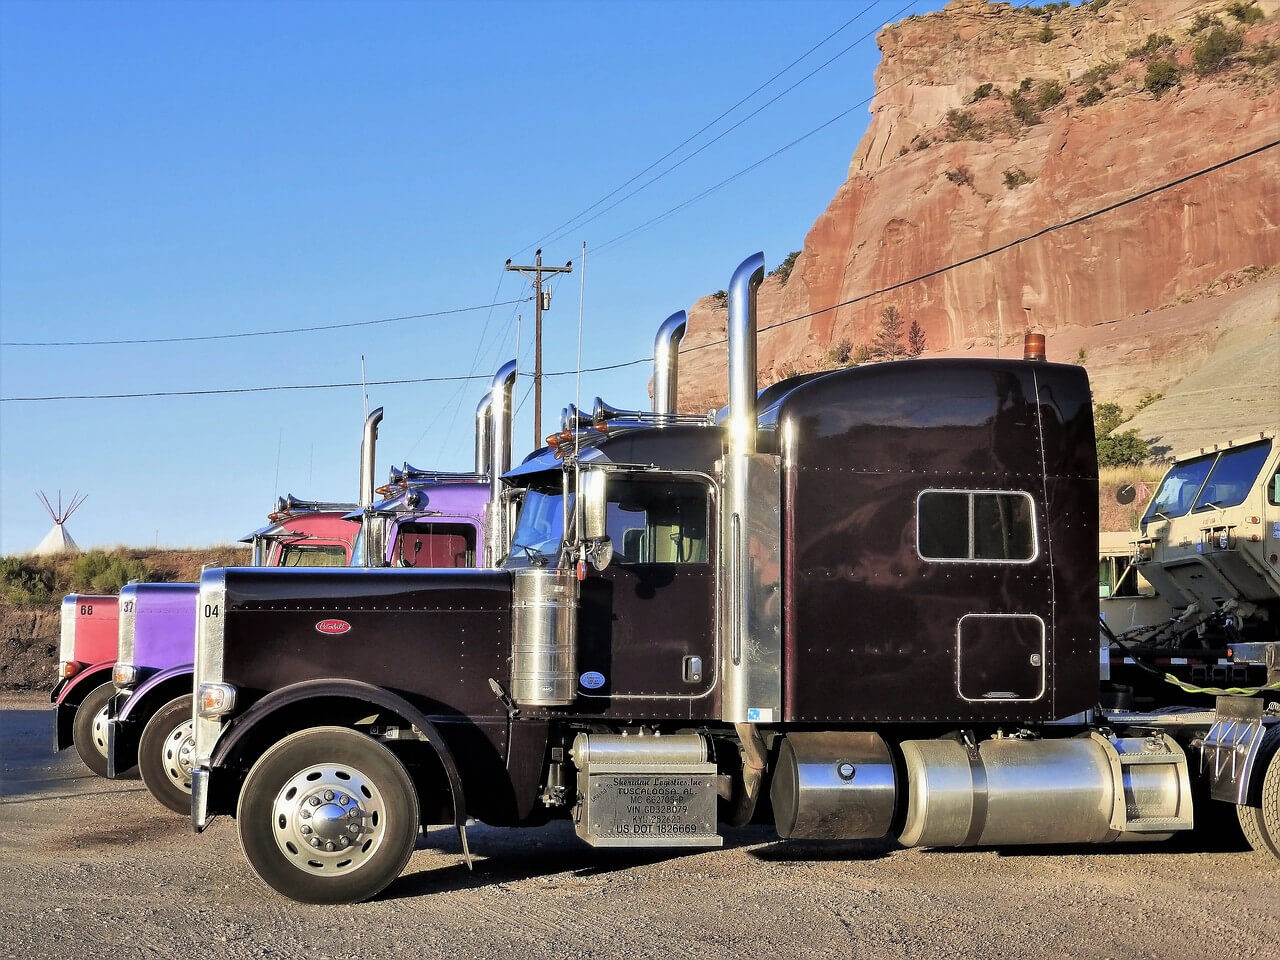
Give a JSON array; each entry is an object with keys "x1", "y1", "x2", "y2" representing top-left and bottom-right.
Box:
[
  {"x1": 162, "y1": 720, "x2": 196, "y2": 793},
  {"x1": 273, "y1": 764, "x2": 385, "y2": 875},
  {"x1": 91, "y1": 703, "x2": 110, "y2": 758}
]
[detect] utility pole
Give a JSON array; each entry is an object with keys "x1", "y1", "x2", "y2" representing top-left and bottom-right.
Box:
[{"x1": 506, "y1": 249, "x2": 572, "y2": 449}]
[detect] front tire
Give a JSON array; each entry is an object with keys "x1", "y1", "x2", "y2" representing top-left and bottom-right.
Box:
[
  {"x1": 71, "y1": 682, "x2": 114, "y2": 777},
  {"x1": 138, "y1": 696, "x2": 197, "y2": 815},
  {"x1": 237, "y1": 726, "x2": 419, "y2": 904}
]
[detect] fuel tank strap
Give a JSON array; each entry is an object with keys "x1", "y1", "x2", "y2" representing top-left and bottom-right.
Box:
[{"x1": 962, "y1": 742, "x2": 988, "y2": 847}]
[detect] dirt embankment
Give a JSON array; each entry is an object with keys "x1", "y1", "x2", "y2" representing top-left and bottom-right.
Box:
[{"x1": 0, "y1": 546, "x2": 248, "y2": 691}]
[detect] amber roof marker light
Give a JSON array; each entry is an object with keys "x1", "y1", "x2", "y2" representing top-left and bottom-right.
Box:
[{"x1": 1023, "y1": 332, "x2": 1046, "y2": 362}]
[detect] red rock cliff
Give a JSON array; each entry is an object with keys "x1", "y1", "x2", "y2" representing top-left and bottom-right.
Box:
[{"x1": 676, "y1": 0, "x2": 1280, "y2": 411}]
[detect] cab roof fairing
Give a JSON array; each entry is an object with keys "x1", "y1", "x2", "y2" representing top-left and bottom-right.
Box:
[{"x1": 344, "y1": 481, "x2": 494, "y2": 521}]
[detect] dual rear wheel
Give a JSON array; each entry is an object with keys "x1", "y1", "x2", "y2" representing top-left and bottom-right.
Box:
[{"x1": 1237, "y1": 729, "x2": 1280, "y2": 865}]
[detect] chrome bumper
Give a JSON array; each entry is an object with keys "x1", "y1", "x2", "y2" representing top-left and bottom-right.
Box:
[{"x1": 191, "y1": 767, "x2": 211, "y2": 832}]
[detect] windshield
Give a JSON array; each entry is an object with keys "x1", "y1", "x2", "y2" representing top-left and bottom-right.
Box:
[
  {"x1": 509, "y1": 489, "x2": 570, "y2": 560},
  {"x1": 1192, "y1": 440, "x2": 1272, "y2": 512},
  {"x1": 1142, "y1": 455, "x2": 1214, "y2": 526}
]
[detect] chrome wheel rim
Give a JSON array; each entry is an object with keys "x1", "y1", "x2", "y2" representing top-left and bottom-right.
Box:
[
  {"x1": 162, "y1": 720, "x2": 196, "y2": 793},
  {"x1": 90, "y1": 703, "x2": 110, "y2": 758},
  {"x1": 272, "y1": 763, "x2": 385, "y2": 876}
]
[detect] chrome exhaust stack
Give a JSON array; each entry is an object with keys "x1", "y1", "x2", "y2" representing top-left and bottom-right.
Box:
[
  {"x1": 475, "y1": 394, "x2": 493, "y2": 476},
  {"x1": 358, "y1": 407, "x2": 384, "y2": 567},
  {"x1": 719, "y1": 252, "x2": 782, "y2": 735},
  {"x1": 486, "y1": 360, "x2": 518, "y2": 563},
  {"x1": 652, "y1": 310, "x2": 688, "y2": 417}
]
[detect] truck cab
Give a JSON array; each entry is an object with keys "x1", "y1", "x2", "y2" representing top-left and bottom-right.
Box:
[{"x1": 187, "y1": 254, "x2": 1280, "y2": 905}]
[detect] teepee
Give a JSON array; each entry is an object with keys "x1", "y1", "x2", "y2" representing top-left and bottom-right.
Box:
[{"x1": 32, "y1": 491, "x2": 86, "y2": 555}]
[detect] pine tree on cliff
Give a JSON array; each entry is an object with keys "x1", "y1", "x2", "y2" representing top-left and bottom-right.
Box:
[
  {"x1": 874, "y1": 306, "x2": 905, "y2": 360},
  {"x1": 907, "y1": 319, "x2": 927, "y2": 358}
]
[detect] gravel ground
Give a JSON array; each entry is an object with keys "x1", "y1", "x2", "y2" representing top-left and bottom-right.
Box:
[{"x1": 2, "y1": 691, "x2": 1276, "y2": 960}]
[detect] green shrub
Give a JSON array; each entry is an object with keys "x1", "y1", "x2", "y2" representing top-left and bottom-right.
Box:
[
  {"x1": 1093, "y1": 401, "x2": 1128, "y2": 436},
  {"x1": 1077, "y1": 85, "x2": 1105, "y2": 106},
  {"x1": 1019, "y1": 77, "x2": 1033, "y2": 92},
  {"x1": 1194, "y1": 26, "x2": 1245, "y2": 74},
  {"x1": 711, "y1": 290, "x2": 728, "y2": 308},
  {"x1": 1145, "y1": 58, "x2": 1180, "y2": 98},
  {"x1": 944, "y1": 166, "x2": 974, "y2": 187},
  {"x1": 913, "y1": 136, "x2": 931, "y2": 152},
  {"x1": 1190, "y1": 12, "x2": 1222, "y2": 35},
  {"x1": 946, "y1": 107, "x2": 979, "y2": 138},
  {"x1": 1081, "y1": 61, "x2": 1118, "y2": 85},
  {"x1": 1003, "y1": 167, "x2": 1036, "y2": 189},
  {"x1": 1246, "y1": 41, "x2": 1278, "y2": 65},
  {"x1": 1036, "y1": 80, "x2": 1065, "y2": 109},
  {"x1": 1009, "y1": 91, "x2": 1041, "y2": 125},
  {"x1": 970, "y1": 82, "x2": 995, "y2": 101},
  {"x1": 1076, "y1": 347, "x2": 1088, "y2": 364},
  {"x1": 1127, "y1": 33, "x2": 1173, "y2": 58},
  {"x1": 769, "y1": 250, "x2": 801, "y2": 285},
  {"x1": 1038, "y1": 24, "x2": 1055, "y2": 44},
  {"x1": 1227, "y1": 2, "x2": 1265, "y2": 25},
  {"x1": 0, "y1": 556, "x2": 55, "y2": 607},
  {"x1": 69, "y1": 551, "x2": 154, "y2": 595},
  {"x1": 1135, "y1": 391, "x2": 1163, "y2": 411},
  {"x1": 824, "y1": 339, "x2": 853, "y2": 366},
  {"x1": 1098, "y1": 429, "x2": 1151, "y2": 467}
]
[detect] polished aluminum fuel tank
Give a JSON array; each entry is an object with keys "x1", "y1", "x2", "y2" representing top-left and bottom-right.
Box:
[
  {"x1": 770, "y1": 732, "x2": 897, "y2": 840},
  {"x1": 898, "y1": 732, "x2": 1192, "y2": 848},
  {"x1": 510, "y1": 567, "x2": 578, "y2": 707}
]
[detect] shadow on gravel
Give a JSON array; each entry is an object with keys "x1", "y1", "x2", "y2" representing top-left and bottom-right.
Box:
[
  {"x1": 750, "y1": 834, "x2": 897, "y2": 863},
  {"x1": 43, "y1": 813, "x2": 191, "y2": 851},
  {"x1": 381, "y1": 821, "x2": 774, "y2": 901}
]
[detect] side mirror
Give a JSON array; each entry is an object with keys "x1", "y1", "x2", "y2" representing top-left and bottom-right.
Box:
[
  {"x1": 587, "y1": 537, "x2": 614, "y2": 572},
  {"x1": 582, "y1": 469, "x2": 608, "y2": 541}
]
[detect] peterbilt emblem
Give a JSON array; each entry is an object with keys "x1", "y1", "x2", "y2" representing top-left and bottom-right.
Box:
[{"x1": 315, "y1": 619, "x2": 352, "y2": 635}]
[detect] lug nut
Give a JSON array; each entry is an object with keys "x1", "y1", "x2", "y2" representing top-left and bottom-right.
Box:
[
  {"x1": 309, "y1": 797, "x2": 320, "y2": 807},
  {"x1": 323, "y1": 790, "x2": 334, "y2": 801},
  {"x1": 348, "y1": 823, "x2": 360, "y2": 834},
  {"x1": 347, "y1": 809, "x2": 359, "y2": 819},
  {"x1": 300, "y1": 808, "x2": 311, "y2": 819},
  {"x1": 340, "y1": 837, "x2": 350, "y2": 847},
  {"x1": 300, "y1": 825, "x2": 312, "y2": 835},
  {"x1": 325, "y1": 842, "x2": 335, "y2": 852},
  {"x1": 337, "y1": 794, "x2": 348, "y2": 805},
  {"x1": 310, "y1": 837, "x2": 321, "y2": 847}
]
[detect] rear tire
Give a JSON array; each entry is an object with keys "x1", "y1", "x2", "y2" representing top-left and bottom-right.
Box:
[
  {"x1": 71, "y1": 682, "x2": 114, "y2": 777},
  {"x1": 138, "y1": 696, "x2": 197, "y2": 815},
  {"x1": 236, "y1": 726, "x2": 419, "y2": 904},
  {"x1": 1237, "y1": 728, "x2": 1280, "y2": 864}
]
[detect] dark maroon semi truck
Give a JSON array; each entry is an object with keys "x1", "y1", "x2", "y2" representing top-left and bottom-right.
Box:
[{"x1": 189, "y1": 252, "x2": 1280, "y2": 904}]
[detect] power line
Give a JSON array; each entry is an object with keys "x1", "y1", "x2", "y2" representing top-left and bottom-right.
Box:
[
  {"x1": 540, "y1": 0, "x2": 915, "y2": 251},
  {"x1": 590, "y1": 0, "x2": 1039, "y2": 256},
  {"x1": 5, "y1": 139, "x2": 1274, "y2": 404},
  {"x1": 514, "y1": 4, "x2": 883, "y2": 257},
  {"x1": 1, "y1": 298, "x2": 532, "y2": 347}
]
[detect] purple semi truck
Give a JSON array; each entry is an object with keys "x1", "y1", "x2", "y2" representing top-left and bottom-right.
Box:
[{"x1": 107, "y1": 372, "x2": 515, "y2": 813}]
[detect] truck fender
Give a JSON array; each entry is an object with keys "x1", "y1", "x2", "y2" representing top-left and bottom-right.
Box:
[
  {"x1": 210, "y1": 679, "x2": 469, "y2": 834},
  {"x1": 117, "y1": 664, "x2": 194, "y2": 727},
  {"x1": 53, "y1": 662, "x2": 116, "y2": 752}
]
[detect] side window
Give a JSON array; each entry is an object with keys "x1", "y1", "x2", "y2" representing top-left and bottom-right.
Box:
[
  {"x1": 279, "y1": 544, "x2": 348, "y2": 567},
  {"x1": 607, "y1": 478, "x2": 710, "y2": 565},
  {"x1": 918, "y1": 490, "x2": 1036, "y2": 563},
  {"x1": 393, "y1": 522, "x2": 477, "y2": 568}
]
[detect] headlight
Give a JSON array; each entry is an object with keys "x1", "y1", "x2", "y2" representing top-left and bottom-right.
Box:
[
  {"x1": 113, "y1": 663, "x2": 138, "y2": 689},
  {"x1": 57, "y1": 660, "x2": 79, "y2": 679},
  {"x1": 197, "y1": 682, "x2": 237, "y2": 718}
]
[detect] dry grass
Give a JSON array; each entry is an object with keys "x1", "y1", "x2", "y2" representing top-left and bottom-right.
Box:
[{"x1": 1099, "y1": 464, "x2": 1166, "y2": 531}]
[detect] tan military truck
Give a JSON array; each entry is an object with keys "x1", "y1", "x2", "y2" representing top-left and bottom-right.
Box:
[
  {"x1": 1099, "y1": 530, "x2": 1171, "y2": 635},
  {"x1": 1132, "y1": 430, "x2": 1278, "y2": 648}
]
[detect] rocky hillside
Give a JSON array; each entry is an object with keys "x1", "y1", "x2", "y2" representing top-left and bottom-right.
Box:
[
  {"x1": 0, "y1": 546, "x2": 248, "y2": 690},
  {"x1": 677, "y1": 0, "x2": 1280, "y2": 437}
]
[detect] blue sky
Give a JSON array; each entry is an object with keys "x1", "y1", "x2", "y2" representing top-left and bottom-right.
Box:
[{"x1": 0, "y1": 0, "x2": 949, "y2": 553}]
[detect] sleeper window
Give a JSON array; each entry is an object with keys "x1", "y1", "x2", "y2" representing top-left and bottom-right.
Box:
[{"x1": 918, "y1": 491, "x2": 1036, "y2": 562}]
